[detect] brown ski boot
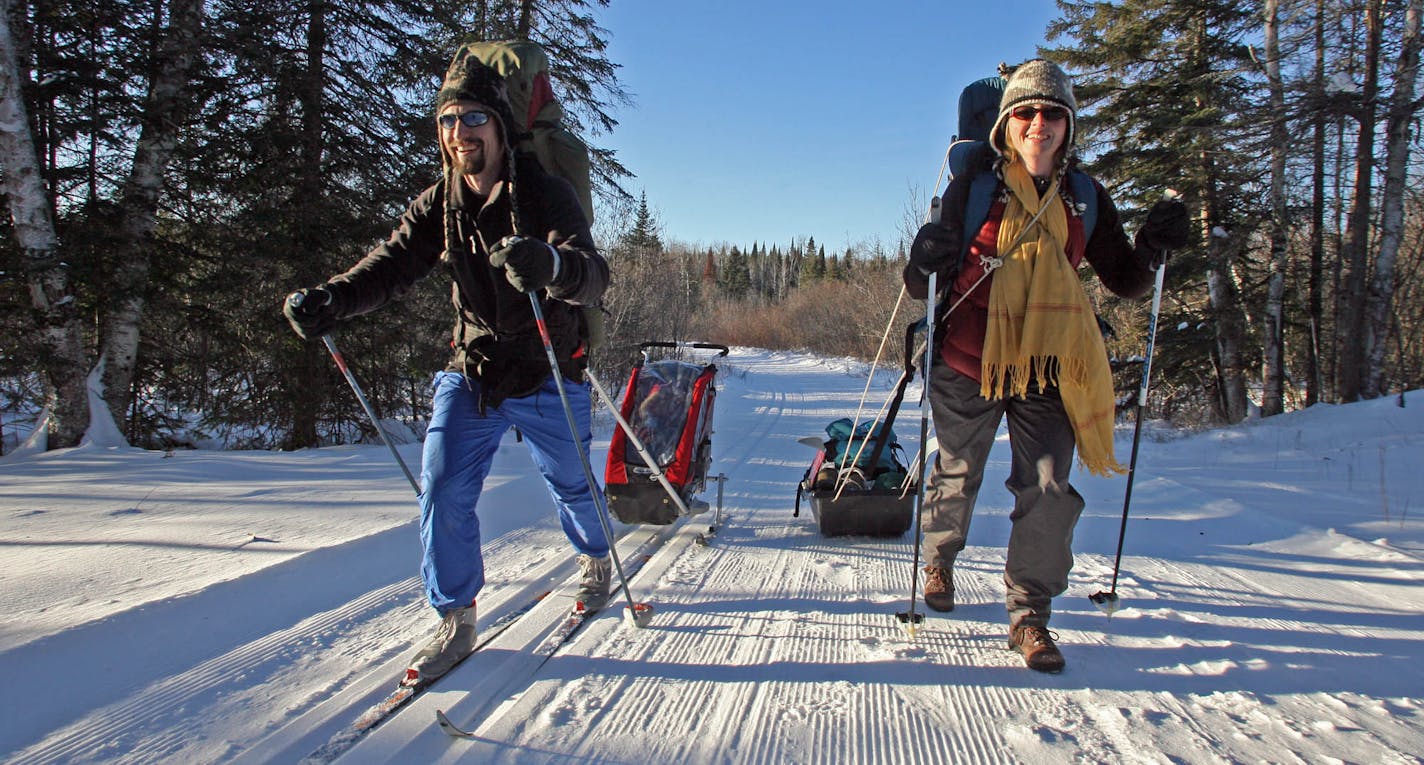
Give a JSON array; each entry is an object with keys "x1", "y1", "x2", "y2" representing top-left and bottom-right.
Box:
[
  {"x1": 922, "y1": 566, "x2": 955, "y2": 612},
  {"x1": 1009, "y1": 624, "x2": 1066, "y2": 673}
]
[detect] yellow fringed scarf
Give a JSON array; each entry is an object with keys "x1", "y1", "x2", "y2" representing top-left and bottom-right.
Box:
[{"x1": 982, "y1": 161, "x2": 1125, "y2": 477}]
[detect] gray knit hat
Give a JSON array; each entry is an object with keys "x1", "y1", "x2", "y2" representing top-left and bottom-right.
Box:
[{"x1": 989, "y1": 59, "x2": 1077, "y2": 157}]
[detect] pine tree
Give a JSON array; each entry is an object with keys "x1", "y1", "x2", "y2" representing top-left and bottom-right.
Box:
[
  {"x1": 1046, "y1": 0, "x2": 1258, "y2": 423},
  {"x1": 719, "y1": 246, "x2": 751, "y2": 299},
  {"x1": 621, "y1": 191, "x2": 662, "y2": 252},
  {"x1": 799, "y1": 236, "x2": 825, "y2": 283}
]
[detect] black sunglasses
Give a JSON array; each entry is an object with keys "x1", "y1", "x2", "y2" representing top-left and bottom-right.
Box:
[
  {"x1": 438, "y1": 110, "x2": 492, "y2": 130},
  {"x1": 1010, "y1": 105, "x2": 1069, "y2": 122}
]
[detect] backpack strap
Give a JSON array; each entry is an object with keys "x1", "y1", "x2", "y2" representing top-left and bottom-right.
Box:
[
  {"x1": 1066, "y1": 170, "x2": 1098, "y2": 240},
  {"x1": 946, "y1": 140, "x2": 999, "y2": 273},
  {"x1": 959, "y1": 170, "x2": 999, "y2": 268},
  {"x1": 945, "y1": 139, "x2": 980, "y2": 181},
  {"x1": 960, "y1": 167, "x2": 1100, "y2": 260}
]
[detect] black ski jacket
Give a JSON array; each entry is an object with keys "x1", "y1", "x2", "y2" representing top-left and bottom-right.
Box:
[{"x1": 326, "y1": 154, "x2": 608, "y2": 406}]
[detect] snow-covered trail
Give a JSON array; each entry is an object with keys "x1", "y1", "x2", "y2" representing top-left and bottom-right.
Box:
[
  {"x1": 1, "y1": 421, "x2": 631, "y2": 763},
  {"x1": 2, "y1": 348, "x2": 1422, "y2": 764},
  {"x1": 341, "y1": 351, "x2": 1424, "y2": 764}
]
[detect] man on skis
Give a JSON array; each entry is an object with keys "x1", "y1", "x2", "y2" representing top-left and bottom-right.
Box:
[{"x1": 283, "y1": 46, "x2": 612, "y2": 685}]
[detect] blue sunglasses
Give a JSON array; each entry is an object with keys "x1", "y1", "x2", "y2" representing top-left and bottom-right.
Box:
[{"x1": 438, "y1": 110, "x2": 492, "y2": 130}]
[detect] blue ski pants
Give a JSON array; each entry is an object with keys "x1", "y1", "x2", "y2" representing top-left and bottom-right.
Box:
[{"x1": 418, "y1": 370, "x2": 610, "y2": 615}]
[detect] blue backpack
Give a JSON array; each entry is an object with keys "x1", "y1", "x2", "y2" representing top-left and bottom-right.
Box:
[
  {"x1": 823, "y1": 417, "x2": 902, "y2": 473},
  {"x1": 942, "y1": 76, "x2": 1098, "y2": 274}
]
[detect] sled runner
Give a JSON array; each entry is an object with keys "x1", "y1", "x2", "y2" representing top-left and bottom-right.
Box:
[
  {"x1": 604, "y1": 342, "x2": 729, "y2": 525},
  {"x1": 795, "y1": 323, "x2": 922, "y2": 537}
]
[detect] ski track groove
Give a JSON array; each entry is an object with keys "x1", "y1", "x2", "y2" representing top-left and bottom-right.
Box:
[
  {"x1": 6, "y1": 524, "x2": 571, "y2": 765},
  {"x1": 476, "y1": 506, "x2": 1046, "y2": 762},
  {"x1": 5, "y1": 576, "x2": 422, "y2": 765}
]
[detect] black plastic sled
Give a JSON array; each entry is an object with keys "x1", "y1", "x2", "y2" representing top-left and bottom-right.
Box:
[
  {"x1": 796, "y1": 424, "x2": 916, "y2": 537},
  {"x1": 604, "y1": 341, "x2": 729, "y2": 525},
  {"x1": 795, "y1": 323, "x2": 922, "y2": 537}
]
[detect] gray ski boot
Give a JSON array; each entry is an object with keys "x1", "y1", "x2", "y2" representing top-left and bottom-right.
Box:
[
  {"x1": 403, "y1": 604, "x2": 477, "y2": 686},
  {"x1": 574, "y1": 553, "x2": 612, "y2": 612}
]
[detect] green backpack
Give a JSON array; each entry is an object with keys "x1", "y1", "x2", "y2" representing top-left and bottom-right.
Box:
[{"x1": 448, "y1": 40, "x2": 604, "y2": 350}]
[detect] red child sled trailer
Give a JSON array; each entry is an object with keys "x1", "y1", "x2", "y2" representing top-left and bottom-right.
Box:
[{"x1": 604, "y1": 342, "x2": 729, "y2": 525}]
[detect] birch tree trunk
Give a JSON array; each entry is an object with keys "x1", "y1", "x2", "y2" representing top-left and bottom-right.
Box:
[
  {"x1": 99, "y1": 0, "x2": 206, "y2": 441},
  {"x1": 1191, "y1": 13, "x2": 1249, "y2": 423},
  {"x1": 1336, "y1": 0, "x2": 1383, "y2": 402},
  {"x1": 0, "y1": 0, "x2": 88, "y2": 448},
  {"x1": 1205, "y1": 234, "x2": 1251, "y2": 422},
  {"x1": 1363, "y1": 0, "x2": 1423, "y2": 397},
  {"x1": 1261, "y1": 0, "x2": 1289, "y2": 416}
]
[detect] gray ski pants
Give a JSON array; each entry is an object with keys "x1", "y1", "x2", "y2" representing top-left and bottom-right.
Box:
[{"x1": 921, "y1": 362, "x2": 1086, "y2": 630}]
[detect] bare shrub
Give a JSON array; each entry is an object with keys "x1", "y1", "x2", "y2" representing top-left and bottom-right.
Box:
[{"x1": 691, "y1": 261, "x2": 907, "y2": 363}]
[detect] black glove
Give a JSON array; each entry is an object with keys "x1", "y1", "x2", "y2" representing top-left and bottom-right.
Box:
[
  {"x1": 489, "y1": 235, "x2": 559, "y2": 293},
  {"x1": 1139, "y1": 198, "x2": 1190, "y2": 255},
  {"x1": 908, "y1": 222, "x2": 958, "y2": 277},
  {"x1": 283, "y1": 286, "x2": 339, "y2": 340}
]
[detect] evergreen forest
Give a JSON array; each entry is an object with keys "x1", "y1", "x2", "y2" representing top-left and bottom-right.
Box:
[{"x1": 2, "y1": 0, "x2": 1421, "y2": 452}]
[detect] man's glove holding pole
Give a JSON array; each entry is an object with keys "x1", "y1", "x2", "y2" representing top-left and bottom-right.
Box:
[
  {"x1": 284, "y1": 286, "x2": 341, "y2": 340},
  {"x1": 490, "y1": 235, "x2": 561, "y2": 293}
]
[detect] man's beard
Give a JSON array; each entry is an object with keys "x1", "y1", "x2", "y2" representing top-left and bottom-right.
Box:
[{"x1": 453, "y1": 144, "x2": 486, "y2": 175}]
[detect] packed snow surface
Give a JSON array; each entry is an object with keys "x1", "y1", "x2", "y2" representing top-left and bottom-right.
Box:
[{"x1": 2, "y1": 348, "x2": 1421, "y2": 763}]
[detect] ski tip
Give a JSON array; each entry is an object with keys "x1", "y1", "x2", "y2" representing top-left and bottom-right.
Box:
[
  {"x1": 435, "y1": 708, "x2": 476, "y2": 739},
  {"x1": 624, "y1": 602, "x2": 654, "y2": 628}
]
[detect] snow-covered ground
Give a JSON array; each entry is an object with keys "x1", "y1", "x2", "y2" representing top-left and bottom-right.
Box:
[{"x1": 2, "y1": 348, "x2": 1421, "y2": 764}]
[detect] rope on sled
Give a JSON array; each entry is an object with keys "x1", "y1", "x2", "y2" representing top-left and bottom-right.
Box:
[{"x1": 832, "y1": 286, "x2": 908, "y2": 501}]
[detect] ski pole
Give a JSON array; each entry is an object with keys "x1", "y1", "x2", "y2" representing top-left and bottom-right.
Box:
[
  {"x1": 1090, "y1": 190, "x2": 1178, "y2": 615},
  {"x1": 527, "y1": 293, "x2": 652, "y2": 627},
  {"x1": 896, "y1": 271, "x2": 936, "y2": 637},
  {"x1": 320, "y1": 334, "x2": 421, "y2": 496}
]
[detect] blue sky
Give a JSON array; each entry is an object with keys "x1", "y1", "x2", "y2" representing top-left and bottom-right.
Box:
[{"x1": 592, "y1": 0, "x2": 1065, "y2": 252}]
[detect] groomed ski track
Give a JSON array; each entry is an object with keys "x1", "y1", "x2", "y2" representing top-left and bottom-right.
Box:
[
  {"x1": 321, "y1": 351, "x2": 1424, "y2": 763},
  {"x1": 2, "y1": 349, "x2": 1420, "y2": 764}
]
